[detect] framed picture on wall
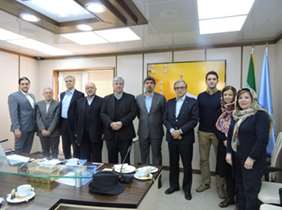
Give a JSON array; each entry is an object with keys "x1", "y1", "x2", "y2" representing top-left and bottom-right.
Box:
[{"x1": 147, "y1": 60, "x2": 226, "y2": 99}]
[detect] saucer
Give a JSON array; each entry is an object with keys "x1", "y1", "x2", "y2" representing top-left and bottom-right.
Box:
[
  {"x1": 113, "y1": 164, "x2": 136, "y2": 173},
  {"x1": 6, "y1": 191, "x2": 35, "y2": 204},
  {"x1": 134, "y1": 173, "x2": 153, "y2": 181}
]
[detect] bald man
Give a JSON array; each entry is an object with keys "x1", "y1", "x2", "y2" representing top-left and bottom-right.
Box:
[{"x1": 75, "y1": 82, "x2": 104, "y2": 162}]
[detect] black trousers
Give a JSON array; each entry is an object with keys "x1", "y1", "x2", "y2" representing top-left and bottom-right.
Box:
[
  {"x1": 61, "y1": 119, "x2": 79, "y2": 159},
  {"x1": 216, "y1": 142, "x2": 235, "y2": 199},
  {"x1": 39, "y1": 135, "x2": 60, "y2": 159},
  {"x1": 234, "y1": 152, "x2": 266, "y2": 210},
  {"x1": 139, "y1": 137, "x2": 162, "y2": 166},
  {"x1": 168, "y1": 140, "x2": 193, "y2": 193},
  {"x1": 106, "y1": 136, "x2": 132, "y2": 164},
  {"x1": 79, "y1": 131, "x2": 103, "y2": 162}
]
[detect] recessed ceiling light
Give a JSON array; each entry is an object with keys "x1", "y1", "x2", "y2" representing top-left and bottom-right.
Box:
[
  {"x1": 95, "y1": 27, "x2": 140, "y2": 42},
  {"x1": 8, "y1": 38, "x2": 71, "y2": 55},
  {"x1": 197, "y1": 0, "x2": 255, "y2": 19},
  {"x1": 17, "y1": 0, "x2": 93, "y2": 22},
  {"x1": 86, "y1": 2, "x2": 106, "y2": 14},
  {"x1": 20, "y1": 13, "x2": 40, "y2": 22},
  {"x1": 197, "y1": 0, "x2": 255, "y2": 34},
  {"x1": 76, "y1": 24, "x2": 93, "y2": 32},
  {"x1": 61, "y1": 32, "x2": 108, "y2": 45},
  {"x1": 199, "y1": 15, "x2": 247, "y2": 34},
  {"x1": 0, "y1": 28, "x2": 25, "y2": 41}
]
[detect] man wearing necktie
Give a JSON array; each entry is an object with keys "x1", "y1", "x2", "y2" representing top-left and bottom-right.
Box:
[
  {"x1": 8, "y1": 77, "x2": 36, "y2": 154},
  {"x1": 164, "y1": 80, "x2": 199, "y2": 200},
  {"x1": 60, "y1": 75, "x2": 84, "y2": 159},
  {"x1": 36, "y1": 88, "x2": 60, "y2": 158},
  {"x1": 75, "y1": 82, "x2": 104, "y2": 162},
  {"x1": 136, "y1": 77, "x2": 166, "y2": 166}
]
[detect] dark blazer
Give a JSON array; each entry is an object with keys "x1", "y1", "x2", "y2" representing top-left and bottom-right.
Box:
[
  {"x1": 136, "y1": 92, "x2": 166, "y2": 139},
  {"x1": 100, "y1": 92, "x2": 137, "y2": 140},
  {"x1": 36, "y1": 99, "x2": 60, "y2": 137},
  {"x1": 164, "y1": 96, "x2": 199, "y2": 143},
  {"x1": 227, "y1": 110, "x2": 271, "y2": 161},
  {"x1": 60, "y1": 89, "x2": 84, "y2": 131},
  {"x1": 75, "y1": 96, "x2": 104, "y2": 145}
]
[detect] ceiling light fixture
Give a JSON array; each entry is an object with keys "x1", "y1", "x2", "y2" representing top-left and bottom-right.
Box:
[
  {"x1": 62, "y1": 32, "x2": 108, "y2": 45},
  {"x1": 0, "y1": 28, "x2": 25, "y2": 41},
  {"x1": 20, "y1": 13, "x2": 40, "y2": 22},
  {"x1": 76, "y1": 24, "x2": 93, "y2": 32},
  {"x1": 199, "y1": 15, "x2": 247, "y2": 34},
  {"x1": 86, "y1": 2, "x2": 106, "y2": 14},
  {"x1": 95, "y1": 27, "x2": 141, "y2": 42},
  {"x1": 17, "y1": 0, "x2": 93, "y2": 22},
  {"x1": 197, "y1": 0, "x2": 255, "y2": 34}
]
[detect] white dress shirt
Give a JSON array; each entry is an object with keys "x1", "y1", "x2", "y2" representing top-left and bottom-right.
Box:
[
  {"x1": 175, "y1": 95, "x2": 186, "y2": 118},
  {"x1": 61, "y1": 89, "x2": 74, "y2": 119},
  {"x1": 87, "y1": 95, "x2": 95, "y2": 106},
  {"x1": 21, "y1": 90, "x2": 35, "y2": 109},
  {"x1": 46, "y1": 101, "x2": 51, "y2": 113}
]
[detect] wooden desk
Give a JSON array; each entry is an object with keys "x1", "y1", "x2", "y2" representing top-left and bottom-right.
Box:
[{"x1": 0, "y1": 168, "x2": 161, "y2": 210}]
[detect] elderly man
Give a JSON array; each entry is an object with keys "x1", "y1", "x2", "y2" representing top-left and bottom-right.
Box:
[
  {"x1": 101, "y1": 76, "x2": 137, "y2": 164},
  {"x1": 36, "y1": 88, "x2": 60, "y2": 158},
  {"x1": 60, "y1": 75, "x2": 84, "y2": 159},
  {"x1": 164, "y1": 80, "x2": 199, "y2": 200},
  {"x1": 75, "y1": 82, "x2": 104, "y2": 162},
  {"x1": 8, "y1": 77, "x2": 36, "y2": 154}
]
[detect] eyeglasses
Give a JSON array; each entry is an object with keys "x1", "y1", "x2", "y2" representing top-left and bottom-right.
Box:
[{"x1": 174, "y1": 86, "x2": 186, "y2": 90}]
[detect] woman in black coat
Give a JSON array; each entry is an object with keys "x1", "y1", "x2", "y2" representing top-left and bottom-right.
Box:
[
  {"x1": 215, "y1": 86, "x2": 236, "y2": 208},
  {"x1": 226, "y1": 88, "x2": 271, "y2": 210}
]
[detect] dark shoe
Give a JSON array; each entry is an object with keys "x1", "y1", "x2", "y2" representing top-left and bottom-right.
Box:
[
  {"x1": 158, "y1": 174, "x2": 162, "y2": 189},
  {"x1": 196, "y1": 184, "x2": 210, "y2": 192},
  {"x1": 184, "y1": 191, "x2": 192, "y2": 200},
  {"x1": 165, "y1": 187, "x2": 180, "y2": 195},
  {"x1": 219, "y1": 198, "x2": 235, "y2": 208}
]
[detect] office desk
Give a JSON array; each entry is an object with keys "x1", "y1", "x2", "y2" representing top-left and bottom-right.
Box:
[{"x1": 0, "y1": 167, "x2": 161, "y2": 210}]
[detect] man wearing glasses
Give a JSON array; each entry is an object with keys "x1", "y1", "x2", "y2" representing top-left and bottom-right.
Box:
[{"x1": 164, "y1": 80, "x2": 199, "y2": 200}]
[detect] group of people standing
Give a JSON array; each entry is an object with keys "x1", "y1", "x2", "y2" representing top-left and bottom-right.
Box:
[{"x1": 8, "y1": 71, "x2": 271, "y2": 210}]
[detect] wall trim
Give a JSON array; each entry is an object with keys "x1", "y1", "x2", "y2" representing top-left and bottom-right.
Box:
[{"x1": 42, "y1": 38, "x2": 279, "y2": 60}]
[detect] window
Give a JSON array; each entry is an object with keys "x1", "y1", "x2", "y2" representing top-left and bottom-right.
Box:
[{"x1": 53, "y1": 68, "x2": 114, "y2": 99}]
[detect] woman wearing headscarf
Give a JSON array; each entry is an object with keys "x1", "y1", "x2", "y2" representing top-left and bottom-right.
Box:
[
  {"x1": 226, "y1": 88, "x2": 271, "y2": 210},
  {"x1": 215, "y1": 86, "x2": 236, "y2": 208}
]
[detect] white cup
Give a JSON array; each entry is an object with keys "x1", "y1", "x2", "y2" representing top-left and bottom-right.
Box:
[{"x1": 16, "y1": 184, "x2": 33, "y2": 198}]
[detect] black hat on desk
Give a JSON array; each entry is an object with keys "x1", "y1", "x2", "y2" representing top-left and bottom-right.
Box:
[{"x1": 89, "y1": 171, "x2": 124, "y2": 195}]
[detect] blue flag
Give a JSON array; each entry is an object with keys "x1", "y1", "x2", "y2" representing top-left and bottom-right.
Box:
[{"x1": 258, "y1": 47, "x2": 275, "y2": 155}]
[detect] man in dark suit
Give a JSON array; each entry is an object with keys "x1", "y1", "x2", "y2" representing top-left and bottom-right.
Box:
[
  {"x1": 164, "y1": 80, "x2": 199, "y2": 200},
  {"x1": 60, "y1": 75, "x2": 84, "y2": 159},
  {"x1": 8, "y1": 77, "x2": 36, "y2": 154},
  {"x1": 101, "y1": 76, "x2": 137, "y2": 164},
  {"x1": 136, "y1": 77, "x2": 166, "y2": 166},
  {"x1": 36, "y1": 88, "x2": 60, "y2": 158},
  {"x1": 75, "y1": 82, "x2": 104, "y2": 162}
]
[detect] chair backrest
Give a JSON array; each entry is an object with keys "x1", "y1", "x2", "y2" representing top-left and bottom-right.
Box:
[
  {"x1": 271, "y1": 132, "x2": 282, "y2": 167},
  {"x1": 271, "y1": 132, "x2": 282, "y2": 181}
]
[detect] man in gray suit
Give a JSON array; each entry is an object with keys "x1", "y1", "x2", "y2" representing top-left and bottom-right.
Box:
[
  {"x1": 8, "y1": 77, "x2": 36, "y2": 154},
  {"x1": 36, "y1": 88, "x2": 60, "y2": 158},
  {"x1": 136, "y1": 77, "x2": 166, "y2": 166}
]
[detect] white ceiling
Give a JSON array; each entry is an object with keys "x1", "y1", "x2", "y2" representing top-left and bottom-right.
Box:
[{"x1": 0, "y1": 0, "x2": 282, "y2": 57}]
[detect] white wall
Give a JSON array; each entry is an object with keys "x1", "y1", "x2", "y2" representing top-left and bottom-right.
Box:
[{"x1": 0, "y1": 51, "x2": 19, "y2": 149}]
